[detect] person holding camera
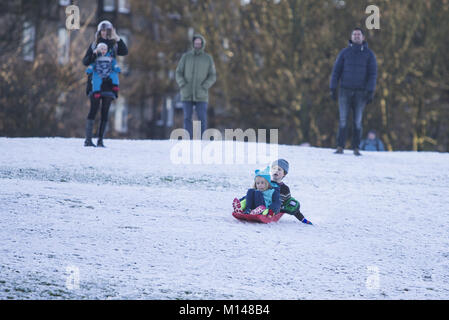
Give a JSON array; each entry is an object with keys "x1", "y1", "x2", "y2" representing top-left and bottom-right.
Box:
[{"x1": 82, "y1": 20, "x2": 128, "y2": 147}]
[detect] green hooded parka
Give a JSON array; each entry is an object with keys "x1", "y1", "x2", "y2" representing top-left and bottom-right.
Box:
[{"x1": 175, "y1": 34, "x2": 216, "y2": 102}]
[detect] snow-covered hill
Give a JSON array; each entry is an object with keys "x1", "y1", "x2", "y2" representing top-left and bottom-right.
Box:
[{"x1": 1, "y1": 137, "x2": 448, "y2": 299}]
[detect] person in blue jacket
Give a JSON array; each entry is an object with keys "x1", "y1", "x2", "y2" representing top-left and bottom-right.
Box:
[
  {"x1": 359, "y1": 130, "x2": 385, "y2": 151},
  {"x1": 86, "y1": 42, "x2": 121, "y2": 98},
  {"x1": 330, "y1": 27, "x2": 378, "y2": 156},
  {"x1": 233, "y1": 166, "x2": 281, "y2": 217}
]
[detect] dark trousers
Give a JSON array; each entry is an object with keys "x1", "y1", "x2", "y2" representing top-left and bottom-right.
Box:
[
  {"x1": 87, "y1": 96, "x2": 113, "y2": 139},
  {"x1": 245, "y1": 189, "x2": 266, "y2": 210},
  {"x1": 87, "y1": 96, "x2": 113, "y2": 122},
  {"x1": 183, "y1": 101, "x2": 207, "y2": 139},
  {"x1": 282, "y1": 208, "x2": 305, "y2": 221},
  {"x1": 337, "y1": 88, "x2": 367, "y2": 149}
]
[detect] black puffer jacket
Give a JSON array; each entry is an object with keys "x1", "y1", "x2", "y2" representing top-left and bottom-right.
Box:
[{"x1": 330, "y1": 40, "x2": 377, "y2": 92}]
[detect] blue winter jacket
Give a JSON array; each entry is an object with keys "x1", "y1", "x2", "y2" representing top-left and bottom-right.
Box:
[
  {"x1": 240, "y1": 183, "x2": 281, "y2": 213},
  {"x1": 265, "y1": 184, "x2": 281, "y2": 213},
  {"x1": 359, "y1": 138, "x2": 385, "y2": 151},
  {"x1": 330, "y1": 40, "x2": 377, "y2": 92}
]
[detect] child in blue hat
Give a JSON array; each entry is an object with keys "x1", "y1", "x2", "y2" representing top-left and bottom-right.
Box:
[
  {"x1": 233, "y1": 166, "x2": 281, "y2": 216},
  {"x1": 86, "y1": 42, "x2": 121, "y2": 99}
]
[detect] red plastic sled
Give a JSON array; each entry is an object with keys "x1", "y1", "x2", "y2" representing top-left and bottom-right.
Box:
[{"x1": 232, "y1": 211, "x2": 285, "y2": 224}]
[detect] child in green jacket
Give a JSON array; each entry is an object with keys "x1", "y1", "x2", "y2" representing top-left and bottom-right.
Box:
[{"x1": 270, "y1": 159, "x2": 313, "y2": 225}]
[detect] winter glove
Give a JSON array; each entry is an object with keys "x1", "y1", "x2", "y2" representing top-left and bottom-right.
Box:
[
  {"x1": 111, "y1": 28, "x2": 121, "y2": 42},
  {"x1": 366, "y1": 91, "x2": 374, "y2": 105},
  {"x1": 330, "y1": 88, "x2": 337, "y2": 101}
]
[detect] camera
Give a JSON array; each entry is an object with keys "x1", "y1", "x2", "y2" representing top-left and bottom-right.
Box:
[{"x1": 106, "y1": 28, "x2": 112, "y2": 38}]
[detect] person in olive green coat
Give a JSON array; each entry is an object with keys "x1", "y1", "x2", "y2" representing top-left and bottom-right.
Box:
[{"x1": 175, "y1": 34, "x2": 216, "y2": 139}]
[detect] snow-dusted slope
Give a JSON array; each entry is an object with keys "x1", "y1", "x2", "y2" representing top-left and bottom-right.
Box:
[{"x1": 1, "y1": 137, "x2": 448, "y2": 299}]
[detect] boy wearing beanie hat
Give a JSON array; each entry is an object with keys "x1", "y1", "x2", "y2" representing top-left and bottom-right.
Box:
[{"x1": 271, "y1": 159, "x2": 313, "y2": 225}]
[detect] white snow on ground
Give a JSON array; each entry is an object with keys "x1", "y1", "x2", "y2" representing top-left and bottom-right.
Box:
[{"x1": 1, "y1": 137, "x2": 449, "y2": 299}]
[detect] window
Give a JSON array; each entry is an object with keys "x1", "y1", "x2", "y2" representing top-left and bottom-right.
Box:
[
  {"x1": 58, "y1": 28, "x2": 70, "y2": 64},
  {"x1": 187, "y1": 27, "x2": 194, "y2": 41},
  {"x1": 59, "y1": 0, "x2": 70, "y2": 5},
  {"x1": 156, "y1": 110, "x2": 164, "y2": 126},
  {"x1": 334, "y1": 0, "x2": 346, "y2": 9},
  {"x1": 223, "y1": 38, "x2": 229, "y2": 50},
  {"x1": 22, "y1": 21, "x2": 35, "y2": 61},
  {"x1": 254, "y1": 52, "x2": 264, "y2": 68},
  {"x1": 114, "y1": 97, "x2": 128, "y2": 133},
  {"x1": 118, "y1": 0, "x2": 130, "y2": 14},
  {"x1": 166, "y1": 97, "x2": 174, "y2": 127},
  {"x1": 103, "y1": 0, "x2": 115, "y2": 12},
  {"x1": 56, "y1": 92, "x2": 67, "y2": 120}
]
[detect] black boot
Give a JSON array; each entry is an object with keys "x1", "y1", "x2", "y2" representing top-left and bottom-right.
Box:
[
  {"x1": 334, "y1": 146, "x2": 343, "y2": 154},
  {"x1": 97, "y1": 120, "x2": 108, "y2": 148},
  {"x1": 84, "y1": 119, "x2": 96, "y2": 147}
]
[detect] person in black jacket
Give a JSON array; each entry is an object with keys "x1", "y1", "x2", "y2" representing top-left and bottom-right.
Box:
[
  {"x1": 270, "y1": 159, "x2": 313, "y2": 225},
  {"x1": 330, "y1": 27, "x2": 377, "y2": 156},
  {"x1": 82, "y1": 20, "x2": 128, "y2": 147}
]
